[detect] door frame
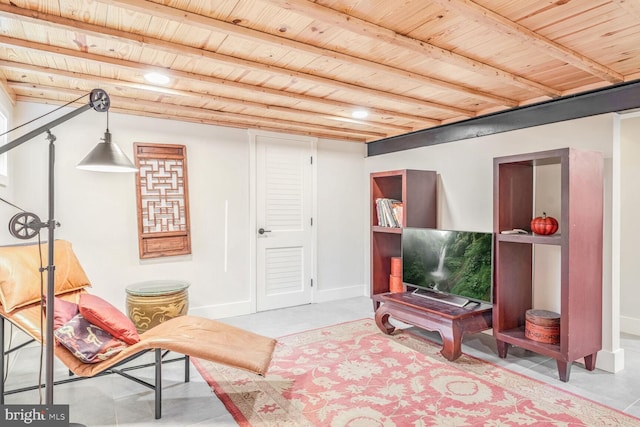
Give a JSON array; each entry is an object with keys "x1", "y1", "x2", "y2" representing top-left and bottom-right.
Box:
[{"x1": 248, "y1": 129, "x2": 318, "y2": 313}]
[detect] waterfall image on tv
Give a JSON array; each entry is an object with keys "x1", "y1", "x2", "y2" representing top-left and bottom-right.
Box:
[{"x1": 402, "y1": 228, "x2": 494, "y2": 304}]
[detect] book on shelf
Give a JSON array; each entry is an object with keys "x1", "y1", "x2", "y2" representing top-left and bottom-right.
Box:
[{"x1": 375, "y1": 198, "x2": 403, "y2": 227}]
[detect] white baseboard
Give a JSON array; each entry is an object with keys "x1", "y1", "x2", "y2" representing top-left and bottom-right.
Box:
[
  {"x1": 189, "y1": 300, "x2": 253, "y2": 319},
  {"x1": 1, "y1": 292, "x2": 367, "y2": 333},
  {"x1": 620, "y1": 315, "x2": 640, "y2": 336},
  {"x1": 314, "y1": 284, "x2": 367, "y2": 303},
  {"x1": 188, "y1": 285, "x2": 366, "y2": 319},
  {"x1": 595, "y1": 348, "x2": 625, "y2": 373}
]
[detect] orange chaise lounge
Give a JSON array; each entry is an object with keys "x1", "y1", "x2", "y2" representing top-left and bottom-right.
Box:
[{"x1": 0, "y1": 240, "x2": 277, "y2": 419}]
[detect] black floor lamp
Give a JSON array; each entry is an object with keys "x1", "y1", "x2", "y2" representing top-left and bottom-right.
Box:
[{"x1": 0, "y1": 89, "x2": 137, "y2": 413}]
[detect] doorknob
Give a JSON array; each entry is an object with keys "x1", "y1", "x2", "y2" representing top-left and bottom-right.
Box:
[{"x1": 258, "y1": 228, "x2": 272, "y2": 235}]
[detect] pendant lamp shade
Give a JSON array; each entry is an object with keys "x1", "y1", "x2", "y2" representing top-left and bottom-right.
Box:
[{"x1": 77, "y1": 130, "x2": 137, "y2": 172}]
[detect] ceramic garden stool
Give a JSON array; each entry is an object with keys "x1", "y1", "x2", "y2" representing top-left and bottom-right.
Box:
[{"x1": 126, "y1": 280, "x2": 190, "y2": 333}]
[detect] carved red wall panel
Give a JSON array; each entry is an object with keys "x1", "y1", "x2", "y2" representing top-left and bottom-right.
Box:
[{"x1": 134, "y1": 143, "x2": 191, "y2": 259}]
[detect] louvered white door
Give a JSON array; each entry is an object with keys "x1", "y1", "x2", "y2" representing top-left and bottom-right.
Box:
[{"x1": 256, "y1": 134, "x2": 314, "y2": 311}]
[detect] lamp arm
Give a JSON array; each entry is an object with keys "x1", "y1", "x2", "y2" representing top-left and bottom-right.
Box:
[{"x1": 0, "y1": 89, "x2": 110, "y2": 155}]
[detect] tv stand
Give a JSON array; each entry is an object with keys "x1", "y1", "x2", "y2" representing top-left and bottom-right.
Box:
[
  {"x1": 373, "y1": 292, "x2": 492, "y2": 361},
  {"x1": 411, "y1": 288, "x2": 469, "y2": 307}
]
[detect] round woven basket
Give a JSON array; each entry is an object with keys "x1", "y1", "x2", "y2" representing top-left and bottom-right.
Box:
[{"x1": 525, "y1": 309, "x2": 560, "y2": 344}]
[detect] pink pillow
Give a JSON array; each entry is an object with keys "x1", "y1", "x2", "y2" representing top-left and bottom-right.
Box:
[
  {"x1": 54, "y1": 314, "x2": 126, "y2": 363},
  {"x1": 51, "y1": 296, "x2": 79, "y2": 329},
  {"x1": 79, "y1": 294, "x2": 140, "y2": 345}
]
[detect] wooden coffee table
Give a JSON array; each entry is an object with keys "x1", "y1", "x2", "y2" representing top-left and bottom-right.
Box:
[{"x1": 373, "y1": 292, "x2": 492, "y2": 361}]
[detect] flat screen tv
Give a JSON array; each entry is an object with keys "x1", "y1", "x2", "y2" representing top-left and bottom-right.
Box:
[{"x1": 401, "y1": 228, "x2": 494, "y2": 307}]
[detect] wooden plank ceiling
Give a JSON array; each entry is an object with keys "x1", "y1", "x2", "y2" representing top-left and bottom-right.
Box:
[{"x1": 0, "y1": 0, "x2": 638, "y2": 143}]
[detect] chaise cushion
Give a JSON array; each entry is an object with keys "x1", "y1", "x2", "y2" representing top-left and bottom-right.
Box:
[
  {"x1": 79, "y1": 294, "x2": 140, "y2": 345},
  {"x1": 2, "y1": 298, "x2": 276, "y2": 378},
  {"x1": 0, "y1": 241, "x2": 91, "y2": 312},
  {"x1": 54, "y1": 314, "x2": 127, "y2": 363}
]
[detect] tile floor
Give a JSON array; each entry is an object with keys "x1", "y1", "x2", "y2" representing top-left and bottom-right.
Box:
[{"x1": 2, "y1": 296, "x2": 639, "y2": 426}]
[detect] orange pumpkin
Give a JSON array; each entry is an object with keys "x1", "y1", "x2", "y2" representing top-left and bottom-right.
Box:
[{"x1": 530, "y1": 212, "x2": 558, "y2": 235}]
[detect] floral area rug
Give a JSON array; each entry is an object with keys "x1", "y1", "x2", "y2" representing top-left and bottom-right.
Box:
[{"x1": 193, "y1": 319, "x2": 639, "y2": 426}]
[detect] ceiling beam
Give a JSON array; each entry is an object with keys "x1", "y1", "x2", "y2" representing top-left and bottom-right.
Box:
[
  {"x1": 430, "y1": 0, "x2": 624, "y2": 84},
  {"x1": 13, "y1": 83, "x2": 387, "y2": 140},
  {"x1": 0, "y1": 3, "x2": 472, "y2": 117},
  {"x1": 0, "y1": 33, "x2": 441, "y2": 129},
  {"x1": 368, "y1": 80, "x2": 640, "y2": 155},
  {"x1": 263, "y1": 0, "x2": 561, "y2": 97},
  {"x1": 0, "y1": 59, "x2": 413, "y2": 134},
  {"x1": 100, "y1": 0, "x2": 517, "y2": 107},
  {"x1": 16, "y1": 94, "x2": 368, "y2": 143},
  {"x1": 0, "y1": 71, "x2": 16, "y2": 105},
  {"x1": 614, "y1": 0, "x2": 640, "y2": 21}
]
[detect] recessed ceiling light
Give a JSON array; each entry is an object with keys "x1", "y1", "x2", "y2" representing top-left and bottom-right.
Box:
[
  {"x1": 352, "y1": 109, "x2": 368, "y2": 119},
  {"x1": 144, "y1": 72, "x2": 170, "y2": 85}
]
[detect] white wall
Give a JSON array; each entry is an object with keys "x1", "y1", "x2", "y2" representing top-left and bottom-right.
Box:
[
  {"x1": 365, "y1": 113, "x2": 623, "y2": 372},
  {"x1": 1, "y1": 101, "x2": 366, "y2": 317},
  {"x1": 620, "y1": 114, "x2": 640, "y2": 335},
  {"x1": 366, "y1": 115, "x2": 614, "y2": 228},
  {"x1": 0, "y1": 89, "x2": 13, "y2": 222},
  {"x1": 316, "y1": 138, "x2": 366, "y2": 301}
]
